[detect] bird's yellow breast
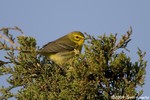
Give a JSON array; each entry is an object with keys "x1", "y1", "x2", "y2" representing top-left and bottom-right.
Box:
[
  {"x1": 49, "y1": 51, "x2": 75, "y2": 66},
  {"x1": 50, "y1": 54, "x2": 64, "y2": 66}
]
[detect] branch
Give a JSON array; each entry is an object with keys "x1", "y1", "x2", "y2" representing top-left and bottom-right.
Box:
[
  {"x1": 0, "y1": 26, "x2": 25, "y2": 50},
  {"x1": 114, "y1": 26, "x2": 132, "y2": 51},
  {"x1": 0, "y1": 34, "x2": 16, "y2": 47},
  {"x1": 0, "y1": 60, "x2": 11, "y2": 66}
]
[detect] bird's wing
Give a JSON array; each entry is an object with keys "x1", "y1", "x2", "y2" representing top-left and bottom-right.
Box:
[{"x1": 39, "y1": 41, "x2": 74, "y2": 53}]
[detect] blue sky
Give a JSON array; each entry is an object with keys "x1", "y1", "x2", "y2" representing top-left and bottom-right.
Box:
[{"x1": 0, "y1": 0, "x2": 149, "y2": 98}]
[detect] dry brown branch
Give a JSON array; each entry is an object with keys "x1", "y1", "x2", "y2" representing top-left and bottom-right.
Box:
[
  {"x1": 0, "y1": 26, "x2": 25, "y2": 35},
  {"x1": 0, "y1": 26, "x2": 25, "y2": 48},
  {"x1": 0, "y1": 34, "x2": 17, "y2": 46}
]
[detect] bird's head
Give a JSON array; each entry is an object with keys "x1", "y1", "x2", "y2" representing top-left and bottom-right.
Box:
[{"x1": 68, "y1": 31, "x2": 85, "y2": 46}]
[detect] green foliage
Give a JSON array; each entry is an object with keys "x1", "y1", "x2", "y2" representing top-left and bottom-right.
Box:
[{"x1": 0, "y1": 27, "x2": 147, "y2": 100}]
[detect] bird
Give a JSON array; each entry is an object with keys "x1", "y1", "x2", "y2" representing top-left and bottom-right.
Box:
[{"x1": 38, "y1": 31, "x2": 85, "y2": 66}]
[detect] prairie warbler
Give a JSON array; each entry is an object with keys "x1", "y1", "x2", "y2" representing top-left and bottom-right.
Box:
[{"x1": 38, "y1": 31, "x2": 85, "y2": 66}]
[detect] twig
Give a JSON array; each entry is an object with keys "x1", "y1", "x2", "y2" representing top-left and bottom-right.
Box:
[
  {"x1": 0, "y1": 34, "x2": 17, "y2": 46},
  {"x1": 0, "y1": 26, "x2": 25, "y2": 36},
  {"x1": 0, "y1": 60, "x2": 11, "y2": 66},
  {"x1": 0, "y1": 26, "x2": 25, "y2": 47}
]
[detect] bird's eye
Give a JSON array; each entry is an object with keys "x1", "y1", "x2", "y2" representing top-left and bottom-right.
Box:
[{"x1": 75, "y1": 36, "x2": 80, "y2": 40}]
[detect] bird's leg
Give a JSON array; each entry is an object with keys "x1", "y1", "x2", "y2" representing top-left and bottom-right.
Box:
[{"x1": 74, "y1": 49, "x2": 80, "y2": 55}]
